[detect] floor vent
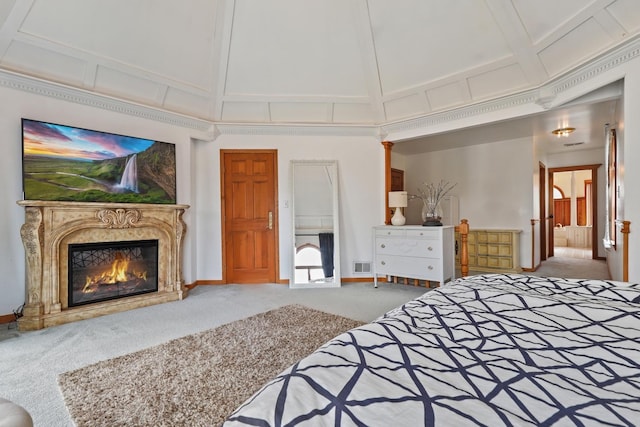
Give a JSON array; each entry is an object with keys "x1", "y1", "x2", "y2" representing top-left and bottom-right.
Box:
[{"x1": 353, "y1": 261, "x2": 371, "y2": 274}]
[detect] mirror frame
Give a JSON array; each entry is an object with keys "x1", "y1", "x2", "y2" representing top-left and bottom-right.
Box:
[{"x1": 290, "y1": 160, "x2": 341, "y2": 288}]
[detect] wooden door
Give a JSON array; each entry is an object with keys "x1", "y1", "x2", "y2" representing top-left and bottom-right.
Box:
[
  {"x1": 222, "y1": 150, "x2": 278, "y2": 283},
  {"x1": 539, "y1": 162, "x2": 547, "y2": 262},
  {"x1": 548, "y1": 171, "x2": 555, "y2": 258},
  {"x1": 390, "y1": 168, "x2": 405, "y2": 218},
  {"x1": 390, "y1": 168, "x2": 404, "y2": 191}
]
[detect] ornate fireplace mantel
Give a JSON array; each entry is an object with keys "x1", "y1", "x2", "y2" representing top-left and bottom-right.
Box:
[{"x1": 17, "y1": 200, "x2": 189, "y2": 330}]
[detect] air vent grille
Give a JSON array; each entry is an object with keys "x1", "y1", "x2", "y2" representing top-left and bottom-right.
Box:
[{"x1": 353, "y1": 261, "x2": 371, "y2": 274}]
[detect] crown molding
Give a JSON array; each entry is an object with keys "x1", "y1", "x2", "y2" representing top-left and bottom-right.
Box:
[
  {"x1": 2, "y1": 33, "x2": 640, "y2": 141},
  {"x1": 546, "y1": 34, "x2": 640, "y2": 97},
  {"x1": 381, "y1": 90, "x2": 539, "y2": 137},
  {"x1": 213, "y1": 123, "x2": 380, "y2": 139},
  {"x1": 381, "y1": 35, "x2": 640, "y2": 139},
  {"x1": 0, "y1": 67, "x2": 379, "y2": 139},
  {"x1": 0, "y1": 68, "x2": 213, "y2": 133}
]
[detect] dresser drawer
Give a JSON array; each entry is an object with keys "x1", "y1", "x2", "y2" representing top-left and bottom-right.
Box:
[
  {"x1": 376, "y1": 255, "x2": 442, "y2": 280},
  {"x1": 375, "y1": 228, "x2": 440, "y2": 239},
  {"x1": 375, "y1": 228, "x2": 406, "y2": 237},
  {"x1": 405, "y1": 229, "x2": 440, "y2": 239},
  {"x1": 376, "y1": 237, "x2": 442, "y2": 258}
]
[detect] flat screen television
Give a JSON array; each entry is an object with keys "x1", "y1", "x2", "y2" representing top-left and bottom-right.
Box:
[{"x1": 21, "y1": 118, "x2": 176, "y2": 204}]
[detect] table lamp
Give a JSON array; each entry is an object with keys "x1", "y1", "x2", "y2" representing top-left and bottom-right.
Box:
[{"x1": 388, "y1": 191, "x2": 408, "y2": 226}]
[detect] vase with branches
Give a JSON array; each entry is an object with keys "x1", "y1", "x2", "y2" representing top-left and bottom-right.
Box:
[{"x1": 411, "y1": 180, "x2": 456, "y2": 226}]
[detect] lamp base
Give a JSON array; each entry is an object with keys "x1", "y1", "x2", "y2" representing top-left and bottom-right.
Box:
[{"x1": 391, "y1": 208, "x2": 406, "y2": 226}]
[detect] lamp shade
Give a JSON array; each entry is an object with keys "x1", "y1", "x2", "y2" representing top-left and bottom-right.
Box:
[{"x1": 388, "y1": 191, "x2": 408, "y2": 208}]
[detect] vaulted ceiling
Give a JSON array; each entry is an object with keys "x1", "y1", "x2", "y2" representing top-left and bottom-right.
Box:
[{"x1": 1, "y1": 1, "x2": 639, "y2": 146}]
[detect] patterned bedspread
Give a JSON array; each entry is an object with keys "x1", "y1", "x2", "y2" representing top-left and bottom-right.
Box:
[{"x1": 224, "y1": 274, "x2": 640, "y2": 426}]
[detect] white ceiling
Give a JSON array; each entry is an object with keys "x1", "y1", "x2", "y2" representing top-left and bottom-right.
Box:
[{"x1": 0, "y1": 0, "x2": 638, "y2": 150}]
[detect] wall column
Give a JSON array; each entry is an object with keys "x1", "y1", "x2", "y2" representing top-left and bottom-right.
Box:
[{"x1": 382, "y1": 141, "x2": 394, "y2": 225}]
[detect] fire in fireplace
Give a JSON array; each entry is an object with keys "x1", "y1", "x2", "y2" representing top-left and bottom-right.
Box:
[{"x1": 68, "y1": 240, "x2": 159, "y2": 307}]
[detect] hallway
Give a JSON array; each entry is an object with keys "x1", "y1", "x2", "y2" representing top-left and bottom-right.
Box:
[
  {"x1": 532, "y1": 248, "x2": 610, "y2": 281},
  {"x1": 553, "y1": 246, "x2": 592, "y2": 259}
]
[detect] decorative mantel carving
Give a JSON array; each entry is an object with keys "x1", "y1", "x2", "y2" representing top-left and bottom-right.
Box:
[
  {"x1": 16, "y1": 200, "x2": 190, "y2": 330},
  {"x1": 96, "y1": 208, "x2": 142, "y2": 228}
]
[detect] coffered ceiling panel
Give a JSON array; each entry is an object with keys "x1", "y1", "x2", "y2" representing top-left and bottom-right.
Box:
[
  {"x1": 221, "y1": 102, "x2": 269, "y2": 122},
  {"x1": 270, "y1": 102, "x2": 330, "y2": 123},
  {"x1": 384, "y1": 94, "x2": 428, "y2": 122},
  {"x1": 538, "y1": 17, "x2": 615, "y2": 77},
  {"x1": 512, "y1": 0, "x2": 598, "y2": 44},
  {"x1": 0, "y1": 0, "x2": 639, "y2": 132},
  {"x1": 164, "y1": 88, "x2": 212, "y2": 118},
  {"x1": 3, "y1": 39, "x2": 86, "y2": 85},
  {"x1": 607, "y1": 0, "x2": 640, "y2": 33},
  {"x1": 333, "y1": 103, "x2": 374, "y2": 124},
  {"x1": 94, "y1": 66, "x2": 165, "y2": 105},
  {"x1": 224, "y1": 0, "x2": 368, "y2": 97},
  {"x1": 467, "y1": 63, "x2": 528, "y2": 100},
  {"x1": 20, "y1": 0, "x2": 217, "y2": 89},
  {"x1": 368, "y1": 0, "x2": 512, "y2": 96},
  {"x1": 0, "y1": 1, "x2": 16, "y2": 28},
  {"x1": 426, "y1": 82, "x2": 467, "y2": 111}
]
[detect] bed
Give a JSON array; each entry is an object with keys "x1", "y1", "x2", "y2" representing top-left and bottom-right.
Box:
[{"x1": 224, "y1": 273, "x2": 640, "y2": 426}]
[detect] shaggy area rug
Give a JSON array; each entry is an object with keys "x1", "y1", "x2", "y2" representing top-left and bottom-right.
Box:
[{"x1": 58, "y1": 305, "x2": 364, "y2": 426}]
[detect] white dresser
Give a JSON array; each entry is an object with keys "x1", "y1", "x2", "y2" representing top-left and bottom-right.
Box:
[{"x1": 373, "y1": 225, "x2": 455, "y2": 287}]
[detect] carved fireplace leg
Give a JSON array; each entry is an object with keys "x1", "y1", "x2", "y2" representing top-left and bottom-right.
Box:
[{"x1": 19, "y1": 207, "x2": 45, "y2": 330}]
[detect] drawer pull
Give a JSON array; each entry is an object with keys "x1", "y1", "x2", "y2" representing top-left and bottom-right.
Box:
[
  {"x1": 428, "y1": 266, "x2": 434, "y2": 270},
  {"x1": 381, "y1": 261, "x2": 386, "y2": 265},
  {"x1": 380, "y1": 244, "x2": 386, "y2": 248},
  {"x1": 427, "y1": 246, "x2": 433, "y2": 251}
]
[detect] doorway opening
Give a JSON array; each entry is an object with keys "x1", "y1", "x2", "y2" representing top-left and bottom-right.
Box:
[{"x1": 548, "y1": 165, "x2": 599, "y2": 260}]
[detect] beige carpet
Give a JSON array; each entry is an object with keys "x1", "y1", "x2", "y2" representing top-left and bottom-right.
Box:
[{"x1": 58, "y1": 304, "x2": 364, "y2": 426}]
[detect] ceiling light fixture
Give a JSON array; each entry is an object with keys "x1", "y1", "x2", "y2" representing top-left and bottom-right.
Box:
[{"x1": 551, "y1": 127, "x2": 575, "y2": 137}]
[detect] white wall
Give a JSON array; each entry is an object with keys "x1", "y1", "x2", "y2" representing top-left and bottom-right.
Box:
[
  {"x1": 0, "y1": 84, "x2": 385, "y2": 315},
  {"x1": 0, "y1": 84, "x2": 199, "y2": 315},
  {"x1": 3, "y1": 41, "x2": 640, "y2": 317},
  {"x1": 193, "y1": 133, "x2": 384, "y2": 283},
  {"x1": 399, "y1": 137, "x2": 535, "y2": 269}
]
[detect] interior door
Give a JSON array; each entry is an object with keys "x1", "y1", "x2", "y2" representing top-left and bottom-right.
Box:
[
  {"x1": 539, "y1": 162, "x2": 547, "y2": 262},
  {"x1": 222, "y1": 150, "x2": 278, "y2": 283}
]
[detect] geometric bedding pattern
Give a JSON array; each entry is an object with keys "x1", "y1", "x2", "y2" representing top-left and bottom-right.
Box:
[{"x1": 224, "y1": 274, "x2": 640, "y2": 426}]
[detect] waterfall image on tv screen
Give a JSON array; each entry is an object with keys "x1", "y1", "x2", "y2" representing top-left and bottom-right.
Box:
[{"x1": 21, "y1": 118, "x2": 176, "y2": 204}]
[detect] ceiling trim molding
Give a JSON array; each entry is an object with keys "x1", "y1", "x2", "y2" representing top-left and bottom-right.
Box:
[
  {"x1": 0, "y1": 68, "x2": 213, "y2": 132},
  {"x1": 2, "y1": 33, "x2": 639, "y2": 141},
  {"x1": 381, "y1": 35, "x2": 640, "y2": 139},
  {"x1": 381, "y1": 89, "x2": 539, "y2": 136},
  {"x1": 547, "y1": 34, "x2": 640, "y2": 97},
  {"x1": 214, "y1": 123, "x2": 379, "y2": 138}
]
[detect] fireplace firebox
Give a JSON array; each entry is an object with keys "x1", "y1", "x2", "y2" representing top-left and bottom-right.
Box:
[{"x1": 68, "y1": 240, "x2": 159, "y2": 307}]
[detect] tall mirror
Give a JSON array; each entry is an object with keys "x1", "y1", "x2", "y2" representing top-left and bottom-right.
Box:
[{"x1": 290, "y1": 160, "x2": 340, "y2": 288}]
